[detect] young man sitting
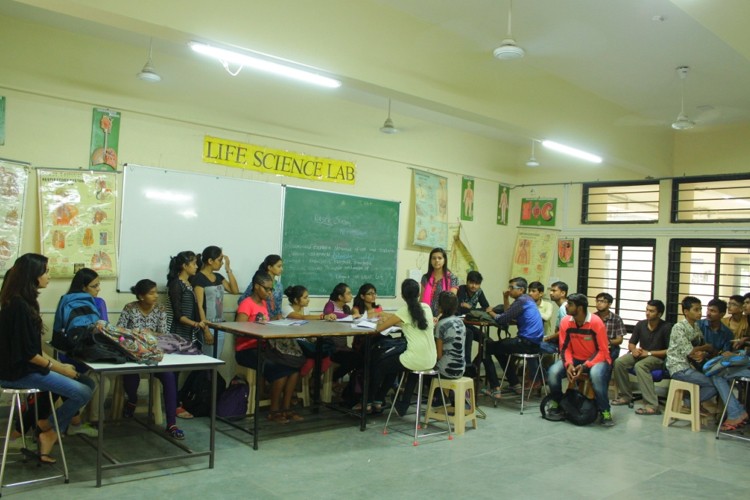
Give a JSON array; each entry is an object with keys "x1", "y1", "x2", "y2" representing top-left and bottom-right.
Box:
[
  {"x1": 546, "y1": 293, "x2": 614, "y2": 426},
  {"x1": 611, "y1": 299, "x2": 671, "y2": 414}
]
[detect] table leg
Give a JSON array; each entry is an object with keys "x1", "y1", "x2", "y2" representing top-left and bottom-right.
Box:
[
  {"x1": 253, "y1": 348, "x2": 262, "y2": 450},
  {"x1": 209, "y1": 367, "x2": 216, "y2": 467},
  {"x1": 360, "y1": 335, "x2": 371, "y2": 431},
  {"x1": 312, "y1": 340, "x2": 322, "y2": 407},
  {"x1": 96, "y1": 371, "x2": 105, "y2": 487}
]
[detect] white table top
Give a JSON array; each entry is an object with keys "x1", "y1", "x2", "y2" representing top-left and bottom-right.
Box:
[{"x1": 82, "y1": 353, "x2": 224, "y2": 372}]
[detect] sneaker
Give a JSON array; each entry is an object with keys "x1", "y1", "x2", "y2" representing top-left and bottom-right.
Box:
[
  {"x1": 68, "y1": 422, "x2": 99, "y2": 437},
  {"x1": 545, "y1": 402, "x2": 565, "y2": 421},
  {"x1": 600, "y1": 410, "x2": 615, "y2": 427}
]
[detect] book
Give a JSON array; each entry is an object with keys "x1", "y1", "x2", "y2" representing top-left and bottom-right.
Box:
[{"x1": 268, "y1": 319, "x2": 309, "y2": 326}]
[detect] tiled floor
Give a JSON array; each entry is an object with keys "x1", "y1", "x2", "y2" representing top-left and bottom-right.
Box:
[{"x1": 2, "y1": 390, "x2": 748, "y2": 499}]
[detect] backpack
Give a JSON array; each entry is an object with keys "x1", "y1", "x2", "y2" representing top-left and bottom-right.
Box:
[
  {"x1": 540, "y1": 388, "x2": 598, "y2": 426},
  {"x1": 179, "y1": 370, "x2": 227, "y2": 417},
  {"x1": 70, "y1": 329, "x2": 130, "y2": 364},
  {"x1": 93, "y1": 320, "x2": 164, "y2": 365},
  {"x1": 157, "y1": 333, "x2": 202, "y2": 355},
  {"x1": 217, "y1": 376, "x2": 249, "y2": 419},
  {"x1": 703, "y1": 352, "x2": 750, "y2": 377},
  {"x1": 51, "y1": 292, "x2": 101, "y2": 352}
]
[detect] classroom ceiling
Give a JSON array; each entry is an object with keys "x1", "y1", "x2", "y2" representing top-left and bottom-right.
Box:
[{"x1": 1, "y1": 0, "x2": 749, "y2": 177}]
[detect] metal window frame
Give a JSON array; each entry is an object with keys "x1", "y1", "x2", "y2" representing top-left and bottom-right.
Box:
[
  {"x1": 671, "y1": 173, "x2": 750, "y2": 223},
  {"x1": 582, "y1": 180, "x2": 660, "y2": 225}
]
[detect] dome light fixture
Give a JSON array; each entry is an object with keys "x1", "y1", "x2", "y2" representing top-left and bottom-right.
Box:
[
  {"x1": 380, "y1": 99, "x2": 399, "y2": 134},
  {"x1": 526, "y1": 140, "x2": 540, "y2": 167},
  {"x1": 493, "y1": 0, "x2": 525, "y2": 60},
  {"x1": 137, "y1": 38, "x2": 162, "y2": 83}
]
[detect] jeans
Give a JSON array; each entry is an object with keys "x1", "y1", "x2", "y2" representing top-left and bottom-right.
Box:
[
  {"x1": 369, "y1": 354, "x2": 403, "y2": 403},
  {"x1": 203, "y1": 330, "x2": 225, "y2": 359},
  {"x1": 0, "y1": 371, "x2": 95, "y2": 432},
  {"x1": 484, "y1": 337, "x2": 540, "y2": 388},
  {"x1": 548, "y1": 359, "x2": 612, "y2": 412},
  {"x1": 670, "y1": 368, "x2": 718, "y2": 403},
  {"x1": 122, "y1": 372, "x2": 178, "y2": 427},
  {"x1": 710, "y1": 367, "x2": 750, "y2": 420}
]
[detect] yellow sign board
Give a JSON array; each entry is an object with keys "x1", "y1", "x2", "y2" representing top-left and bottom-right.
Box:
[{"x1": 202, "y1": 136, "x2": 356, "y2": 185}]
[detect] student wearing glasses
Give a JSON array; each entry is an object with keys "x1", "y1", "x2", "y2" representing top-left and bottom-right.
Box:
[
  {"x1": 481, "y1": 277, "x2": 544, "y2": 400},
  {"x1": 236, "y1": 271, "x2": 302, "y2": 424},
  {"x1": 352, "y1": 283, "x2": 383, "y2": 319}
]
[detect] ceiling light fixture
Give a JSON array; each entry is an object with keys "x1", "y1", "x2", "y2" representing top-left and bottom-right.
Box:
[
  {"x1": 189, "y1": 41, "x2": 341, "y2": 89},
  {"x1": 542, "y1": 140, "x2": 602, "y2": 164},
  {"x1": 380, "y1": 99, "x2": 399, "y2": 134},
  {"x1": 672, "y1": 66, "x2": 695, "y2": 130},
  {"x1": 493, "y1": 0, "x2": 525, "y2": 60},
  {"x1": 525, "y1": 140, "x2": 539, "y2": 167},
  {"x1": 137, "y1": 38, "x2": 161, "y2": 83}
]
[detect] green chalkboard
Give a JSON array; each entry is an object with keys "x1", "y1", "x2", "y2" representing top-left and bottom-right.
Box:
[{"x1": 282, "y1": 187, "x2": 400, "y2": 297}]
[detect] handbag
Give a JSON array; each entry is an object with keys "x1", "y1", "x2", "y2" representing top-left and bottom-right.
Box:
[
  {"x1": 371, "y1": 336, "x2": 407, "y2": 364},
  {"x1": 262, "y1": 338, "x2": 306, "y2": 368}
]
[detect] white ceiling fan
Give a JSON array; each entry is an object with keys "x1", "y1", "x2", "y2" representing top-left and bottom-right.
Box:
[
  {"x1": 671, "y1": 66, "x2": 694, "y2": 130},
  {"x1": 493, "y1": 0, "x2": 525, "y2": 60}
]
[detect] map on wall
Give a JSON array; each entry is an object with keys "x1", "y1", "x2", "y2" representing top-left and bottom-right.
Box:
[
  {"x1": 509, "y1": 228, "x2": 558, "y2": 285},
  {"x1": 0, "y1": 161, "x2": 29, "y2": 273},
  {"x1": 413, "y1": 169, "x2": 448, "y2": 248},
  {"x1": 37, "y1": 169, "x2": 118, "y2": 278}
]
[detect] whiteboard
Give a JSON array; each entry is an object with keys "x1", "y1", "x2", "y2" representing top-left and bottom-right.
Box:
[{"x1": 117, "y1": 164, "x2": 283, "y2": 292}]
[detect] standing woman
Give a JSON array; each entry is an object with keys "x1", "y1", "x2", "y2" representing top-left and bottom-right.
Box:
[
  {"x1": 191, "y1": 246, "x2": 239, "y2": 357},
  {"x1": 370, "y1": 278, "x2": 437, "y2": 414},
  {"x1": 0, "y1": 254, "x2": 95, "y2": 464},
  {"x1": 167, "y1": 251, "x2": 204, "y2": 347},
  {"x1": 352, "y1": 283, "x2": 383, "y2": 319},
  {"x1": 420, "y1": 247, "x2": 459, "y2": 316},
  {"x1": 117, "y1": 279, "x2": 183, "y2": 439},
  {"x1": 239, "y1": 255, "x2": 284, "y2": 320}
]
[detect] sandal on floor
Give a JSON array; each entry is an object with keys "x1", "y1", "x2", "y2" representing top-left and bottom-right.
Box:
[
  {"x1": 284, "y1": 411, "x2": 304, "y2": 422},
  {"x1": 176, "y1": 406, "x2": 194, "y2": 419},
  {"x1": 611, "y1": 398, "x2": 630, "y2": 406},
  {"x1": 352, "y1": 402, "x2": 372, "y2": 414},
  {"x1": 635, "y1": 407, "x2": 661, "y2": 415},
  {"x1": 720, "y1": 421, "x2": 743, "y2": 432},
  {"x1": 166, "y1": 424, "x2": 185, "y2": 440},
  {"x1": 508, "y1": 385, "x2": 523, "y2": 395},
  {"x1": 490, "y1": 389, "x2": 503, "y2": 400},
  {"x1": 267, "y1": 411, "x2": 289, "y2": 424},
  {"x1": 123, "y1": 400, "x2": 137, "y2": 418}
]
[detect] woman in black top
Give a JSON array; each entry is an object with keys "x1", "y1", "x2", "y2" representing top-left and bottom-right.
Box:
[{"x1": 0, "y1": 253, "x2": 94, "y2": 464}]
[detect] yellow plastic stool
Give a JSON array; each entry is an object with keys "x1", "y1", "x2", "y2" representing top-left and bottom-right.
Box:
[
  {"x1": 424, "y1": 376, "x2": 478, "y2": 435},
  {"x1": 662, "y1": 379, "x2": 703, "y2": 432}
]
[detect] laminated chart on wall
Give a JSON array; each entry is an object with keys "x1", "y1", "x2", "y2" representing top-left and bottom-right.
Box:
[
  {"x1": 0, "y1": 160, "x2": 29, "y2": 272},
  {"x1": 509, "y1": 228, "x2": 559, "y2": 285},
  {"x1": 412, "y1": 169, "x2": 448, "y2": 248},
  {"x1": 37, "y1": 169, "x2": 118, "y2": 278}
]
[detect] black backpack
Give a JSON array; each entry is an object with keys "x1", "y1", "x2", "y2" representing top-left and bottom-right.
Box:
[
  {"x1": 179, "y1": 370, "x2": 227, "y2": 417},
  {"x1": 540, "y1": 388, "x2": 598, "y2": 426}
]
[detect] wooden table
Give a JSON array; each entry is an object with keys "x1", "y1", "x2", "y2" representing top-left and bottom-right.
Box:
[
  {"x1": 81, "y1": 354, "x2": 225, "y2": 487},
  {"x1": 207, "y1": 320, "x2": 378, "y2": 449}
]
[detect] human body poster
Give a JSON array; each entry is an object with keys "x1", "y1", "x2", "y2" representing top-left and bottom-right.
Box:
[
  {"x1": 509, "y1": 228, "x2": 557, "y2": 285},
  {"x1": 0, "y1": 161, "x2": 29, "y2": 272},
  {"x1": 461, "y1": 176, "x2": 475, "y2": 221},
  {"x1": 37, "y1": 169, "x2": 118, "y2": 277},
  {"x1": 89, "y1": 108, "x2": 121, "y2": 171},
  {"x1": 412, "y1": 169, "x2": 448, "y2": 248}
]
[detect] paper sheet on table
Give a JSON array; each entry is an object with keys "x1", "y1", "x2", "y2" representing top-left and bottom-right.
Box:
[{"x1": 268, "y1": 319, "x2": 309, "y2": 326}]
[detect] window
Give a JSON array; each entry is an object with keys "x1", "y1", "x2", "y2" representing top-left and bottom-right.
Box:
[
  {"x1": 582, "y1": 181, "x2": 660, "y2": 224},
  {"x1": 666, "y1": 239, "x2": 750, "y2": 324},
  {"x1": 672, "y1": 174, "x2": 750, "y2": 222},
  {"x1": 578, "y1": 239, "x2": 656, "y2": 328}
]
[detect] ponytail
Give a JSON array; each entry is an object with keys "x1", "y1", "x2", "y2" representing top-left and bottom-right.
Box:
[
  {"x1": 167, "y1": 251, "x2": 196, "y2": 284},
  {"x1": 402, "y1": 279, "x2": 427, "y2": 330}
]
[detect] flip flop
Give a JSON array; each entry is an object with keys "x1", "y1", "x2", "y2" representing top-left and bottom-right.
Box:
[
  {"x1": 720, "y1": 421, "x2": 743, "y2": 432},
  {"x1": 635, "y1": 407, "x2": 662, "y2": 415},
  {"x1": 610, "y1": 398, "x2": 630, "y2": 406},
  {"x1": 176, "y1": 406, "x2": 194, "y2": 419}
]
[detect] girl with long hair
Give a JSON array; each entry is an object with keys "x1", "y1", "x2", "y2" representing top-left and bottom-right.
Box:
[{"x1": 420, "y1": 247, "x2": 458, "y2": 315}]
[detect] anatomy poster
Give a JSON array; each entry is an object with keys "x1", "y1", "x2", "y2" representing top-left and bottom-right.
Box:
[
  {"x1": 412, "y1": 169, "x2": 448, "y2": 248},
  {"x1": 0, "y1": 161, "x2": 29, "y2": 272},
  {"x1": 461, "y1": 176, "x2": 475, "y2": 221},
  {"x1": 37, "y1": 169, "x2": 117, "y2": 278},
  {"x1": 520, "y1": 198, "x2": 556, "y2": 227},
  {"x1": 509, "y1": 228, "x2": 558, "y2": 285},
  {"x1": 497, "y1": 185, "x2": 509, "y2": 226},
  {"x1": 558, "y1": 238, "x2": 575, "y2": 268},
  {"x1": 89, "y1": 108, "x2": 120, "y2": 171}
]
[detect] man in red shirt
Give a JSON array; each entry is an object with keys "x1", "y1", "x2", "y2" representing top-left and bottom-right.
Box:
[{"x1": 546, "y1": 293, "x2": 614, "y2": 426}]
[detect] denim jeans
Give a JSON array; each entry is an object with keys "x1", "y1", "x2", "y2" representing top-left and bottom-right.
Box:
[
  {"x1": 710, "y1": 367, "x2": 750, "y2": 420},
  {"x1": 0, "y1": 371, "x2": 94, "y2": 432},
  {"x1": 548, "y1": 359, "x2": 611, "y2": 412},
  {"x1": 483, "y1": 337, "x2": 539, "y2": 387},
  {"x1": 670, "y1": 368, "x2": 718, "y2": 403},
  {"x1": 203, "y1": 330, "x2": 225, "y2": 359}
]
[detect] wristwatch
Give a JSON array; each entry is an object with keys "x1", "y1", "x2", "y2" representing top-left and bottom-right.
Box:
[{"x1": 647, "y1": 351, "x2": 652, "y2": 357}]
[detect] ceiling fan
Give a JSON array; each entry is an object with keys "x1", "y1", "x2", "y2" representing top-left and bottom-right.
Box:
[
  {"x1": 671, "y1": 66, "x2": 694, "y2": 130},
  {"x1": 493, "y1": 0, "x2": 525, "y2": 60}
]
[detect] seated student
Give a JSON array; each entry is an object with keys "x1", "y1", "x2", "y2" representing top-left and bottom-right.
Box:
[
  {"x1": 708, "y1": 360, "x2": 750, "y2": 431},
  {"x1": 594, "y1": 292, "x2": 626, "y2": 362},
  {"x1": 352, "y1": 283, "x2": 383, "y2": 319},
  {"x1": 731, "y1": 292, "x2": 750, "y2": 350},
  {"x1": 722, "y1": 294, "x2": 748, "y2": 341},
  {"x1": 693, "y1": 298, "x2": 734, "y2": 367},
  {"x1": 457, "y1": 271, "x2": 493, "y2": 367},
  {"x1": 611, "y1": 299, "x2": 671, "y2": 414},
  {"x1": 370, "y1": 279, "x2": 436, "y2": 415},
  {"x1": 545, "y1": 293, "x2": 614, "y2": 427},
  {"x1": 525, "y1": 281, "x2": 554, "y2": 385},
  {"x1": 283, "y1": 284, "x2": 334, "y2": 376},
  {"x1": 541, "y1": 281, "x2": 569, "y2": 354},
  {"x1": 665, "y1": 296, "x2": 718, "y2": 413},
  {"x1": 236, "y1": 271, "x2": 302, "y2": 424},
  {"x1": 324, "y1": 283, "x2": 359, "y2": 380},
  {"x1": 117, "y1": 279, "x2": 183, "y2": 439}
]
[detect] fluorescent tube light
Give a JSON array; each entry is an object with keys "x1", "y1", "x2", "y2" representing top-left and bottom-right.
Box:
[
  {"x1": 189, "y1": 41, "x2": 341, "y2": 89},
  {"x1": 541, "y1": 140, "x2": 602, "y2": 164}
]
